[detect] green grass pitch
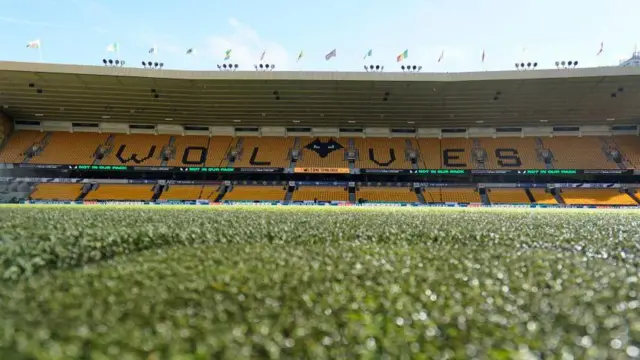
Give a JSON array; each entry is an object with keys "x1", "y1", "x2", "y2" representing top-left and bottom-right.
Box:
[{"x1": 0, "y1": 205, "x2": 639, "y2": 359}]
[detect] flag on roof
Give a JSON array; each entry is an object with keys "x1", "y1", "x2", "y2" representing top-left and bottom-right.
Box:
[
  {"x1": 186, "y1": 48, "x2": 195, "y2": 55},
  {"x1": 325, "y1": 49, "x2": 336, "y2": 61},
  {"x1": 26, "y1": 39, "x2": 40, "y2": 49},
  {"x1": 482, "y1": 49, "x2": 486, "y2": 63},
  {"x1": 297, "y1": 50, "x2": 303, "y2": 62},
  {"x1": 106, "y1": 42, "x2": 119, "y2": 52},
  {"x1": 363, "y1": 49, "x2": 372, "y2": 59},
  {"x1": 597, "y1": 42, "x2": 604, "y2": 56},
  {"x1": 149, "y1": 46, "x2": 158, "y2": 54},
  {"x1": 224, "y1": 49, "x2": 232, "y2": 60},
  {"x1": 260, "y1": 50, "x2": 266, "y2": 61},
  {"x1": 437, "y1": 50, "x2": 444, "y2": 63},
  {"x1": 396, "y1": 49, "x2": 408, "y2": 62}
]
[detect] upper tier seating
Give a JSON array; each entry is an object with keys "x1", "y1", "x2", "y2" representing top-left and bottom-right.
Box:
[
  {"x1": 101, "y1": 134, "x2": 171, "y2": 166},
  {"x1": 2, "y1": 131, "x2": 640, "y2": 170},
  {"x1": 231, "y1": 137, "x2": 294, "y2": 168},
  {"x1": 353, "y1": 138, "x2": 417, "y2": 169},
  {"x1": 0, "y1": 131, "x2": 47, "y2": 163},
  {"x1": 296, "y1": 137, "x2": 348, "y2": 168},
  {"x1": 541, "y1": 137, "x2": 616, "y2": 169}
]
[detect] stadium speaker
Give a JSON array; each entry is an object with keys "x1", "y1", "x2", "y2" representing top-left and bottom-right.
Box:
[
  {"x1": 154, "y1": 62, "x2": 159, "y2": 68},
  {"x1": 412, "y1": 65, "x2": 417, "y2": 70},
  {"x1": 533, "y1": 62, "x2": 538, "y2": 68},
  {"x1": 217, "y1": 64, "x2": 222, "y2": 69},
  {"x1": 115, "y1": 60, "x2": 120, "y2": 65},
  {"x1": 103, "y1": 59, "x2": 107, "y2": 65},
  {"x1": 121, "y1": 60, "x2": 125, "y2": 66},
  {"x1": 234, "y1": 64, "x2": 239, "y2": 69},
  {"x1": 159, "y1": 62, "x2": 163, "y2": 68},
  {"x1": 223, "y1": 64, "x2": 227, "y2": 69},
  {"x1": 418, "y1": 66, "x2": 422, "y2": 71},
  {"x1": 259, "y1": 64, "x2": 264, "y2": 69},
  {"x1": 520, "y1": 62, "x2": 524, "y2": 68},
  {"x1": 270, "y1": 64, "x2": 275, "y2": 70},
  {"x1": 363, "y1": 65, "x2": 368, "y2": 71},
  {"x1": 375, "y1": 65, "x2": 380, "y2": 70},
  {"x1": 574, "y1": 61, "x2": 578, "y2": 67},
  {"x1": 515, "y1": 63, "x2": 519, "y2": 69},
  {"x1": 401, "y1": 65, "x2": 405, "y2": 70},
  {"x1": 142, "y1": 61, "x2": 146, "y2": 67},
  {"x1": 561, "y1": 61, "x2": 566, "y2": 66},
  {"x1": 568, "y1": 61, "x2": 573, "y2": 66},
  {"x1": 148, "y1": 61, "x2": 152, "y2": 66}
]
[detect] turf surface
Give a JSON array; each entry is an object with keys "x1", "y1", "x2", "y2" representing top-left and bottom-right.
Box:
[{"x1": 0, "y1": 205, "x2": 639, "y2": 359}]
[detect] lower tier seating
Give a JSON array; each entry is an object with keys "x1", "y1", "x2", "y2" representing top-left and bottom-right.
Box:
[
  {"x1": 487, "y1": 189, "x2": 530, "y2": 203},
  {"x1": 357, "y1": 187, "x2": 417, "y2": 202},
  {"x1": 85, "y1": 185, "x2": 154, "y2": 201},
  {"x1": 423, "y1": 188, "x2": 481, "y2": 203},
  {"x1": 529, "y1": 189, "x2": 558, "y2": 204},
  {"x1": 223, "y1": 186, "x2": 286, "y2": 201},
  {"x1": 30, "y1": 183, "x2": 83, "y2": 201},
  {"x1": 292, "y1": 186, "x2": 349, "y2": 202},
  {"x1": 560, "y1": 189, "x2": 637, "y2": 205}
]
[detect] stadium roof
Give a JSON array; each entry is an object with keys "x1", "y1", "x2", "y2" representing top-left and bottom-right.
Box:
[{"x1": 1, "y1": 61, "x2": 640, "y2": 128}]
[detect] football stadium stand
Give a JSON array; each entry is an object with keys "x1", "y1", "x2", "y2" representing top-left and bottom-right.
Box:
[{"x1": 1, "y1": 61, "x2": 640, "y2": 207}]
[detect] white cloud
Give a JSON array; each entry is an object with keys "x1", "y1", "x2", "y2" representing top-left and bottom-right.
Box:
[{"x1": 207, "y1": 17, "x2": 291, "y2": 70}]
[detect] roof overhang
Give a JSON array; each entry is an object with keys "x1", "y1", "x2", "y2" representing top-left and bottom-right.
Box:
[{"x1": 1, "y1": 61, "x2": 639, "y2": 128}]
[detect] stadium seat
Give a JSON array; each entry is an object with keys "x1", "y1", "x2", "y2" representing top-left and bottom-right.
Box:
[
  {"x1": 353, "y1": 138, "x2": 416, "y2": 169},
  {"x1": 560, "y1": 189, "x2": 637, "y2": 205},
  {"x1": 480, "y1": 137, "x2": 541, "y2": 169},
  {"x1": 166, "y1": 136, "x2": 209, "y2": 167},
  {"x1": 542, "y1": 137, "x2": 616, "y2": 169},
  {"x1": 415, "y1": 139, "x2": 441, "y2": 169},
  {"x1": 423, "y1": 188, "x2": 481, "y2": 203},
  {"x1": 30, "y1": 183, "x2": 83, "y2": 201},
  {"x1": 487, "y1": 188, "x2": 530, "y2": 203},
  {"x1": 101, "y1": 134, "x2": 171, "y2": 166},
  {"x1": 159, "y1": 185, "x2": 204, "y2": 200},
  {"x1": 292, "y1": 186, "x2": 349, "y2": 202},
  {"x1": 357, "y1": 187, "x2": 417, "y2": 202},
  {"x1": 30, "y1": 132, "x2": 111, "y2": 165},
  {"x1": 612, "y1": 136, "x2": 640, "y2": 168},
  {"x1": 529, "y1": 189, "x2": 558, "y2": 204},
  {"x1": 0, "y1": 131, "x2": 47, "y2": 163},
  {"x1": 85, "y1": 184, "x2": 154, "y2": 201},
  {"x1": 231, "y1": 137, "x2": 294, "y2": 168},
  {"x1": 223, "y1": 185, "x2": 286, "y2": 201},
  {"x1": 295, "y1": 137, "x2": 349, "y2": 168},
  {"x1": 440, "y1": 139, "x2": 474, "y2": 168}
]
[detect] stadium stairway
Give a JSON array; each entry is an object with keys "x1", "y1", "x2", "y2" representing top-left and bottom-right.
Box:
[
  {"x1": 76, "y1": 183, "x2": 93, "y2": 201},
  {"x1": 524, "y1": 188, "x2": 536, "y2": 203},
  {"x1": 92, "y1": 134, "x2": 115, "y2": 165},
  {"x1": 214, "y1": 185, "x2": 227, "y2": 202},
  {"x1": 415, "y1": 187, "x2": 426, "y2": 204},
  {"x1": 550, "y1": 188, "x2": 566, "y2": 204},
  {"x1": 625, "y1": 188, "x2": 640, "y2": 204},
  {"x1": 479, "y1": 187, "x2": 491, "y2": 205},
  {"x1": 284, "y1": 184, "x2": 294, "y2": 203},
  {"x1": 348, "y1": 186, "x2": 356, "y2": 202},
  {"x1": 23, "y1": 132, "x2": 53, "y2": 163}
]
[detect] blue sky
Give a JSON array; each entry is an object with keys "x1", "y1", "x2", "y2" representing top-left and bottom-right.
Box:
[{"x1": 0, "y1": 0, "x2": 638, "y2": 72}]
